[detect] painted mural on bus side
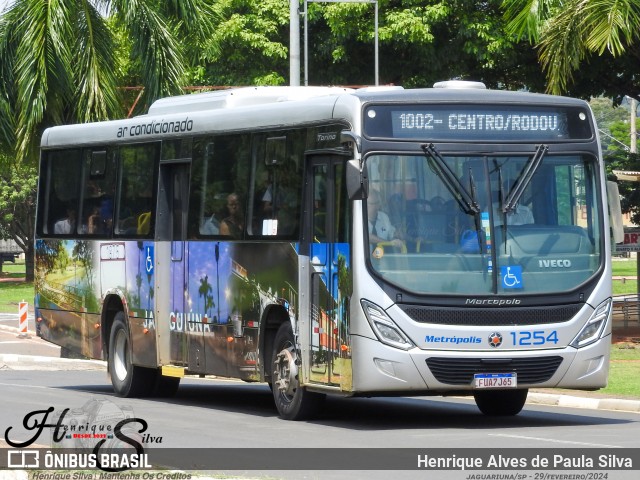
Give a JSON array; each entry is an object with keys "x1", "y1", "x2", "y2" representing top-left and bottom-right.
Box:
[{"x1": 34, "y1": 239, "x2": 352, "y2": 386}]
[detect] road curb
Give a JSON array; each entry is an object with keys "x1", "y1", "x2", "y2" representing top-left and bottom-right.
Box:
[
  {"x1": 0, "y1": 323, "x2": 34, "y2": 335},
  {"x1": 527, "y1": 391, "x2": 640, "y2": 413},
  {"x1": 0, "y1": 353, "x2": 106, "y2": 371}
]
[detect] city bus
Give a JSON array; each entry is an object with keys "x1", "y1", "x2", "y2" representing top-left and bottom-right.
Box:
[{"x1": 35, "y1": 83, "x2": 621, "y2": 420}]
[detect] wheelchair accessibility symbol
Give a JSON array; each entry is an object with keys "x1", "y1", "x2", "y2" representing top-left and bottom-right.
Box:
[
  {"x1": 146, "y1": 246, "x2": 154, "y2": 275},
  {"x1": 501, "y1": 265, "x2": 523, "y2": 289}
]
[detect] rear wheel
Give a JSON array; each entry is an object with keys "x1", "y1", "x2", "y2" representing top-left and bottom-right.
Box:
[
  {"x1": 473, "y1": 389, "x2": 528, "y2": 416},
  {"x1": 108, "y1": 312, "x2": 156, "y2": 397},
  {"x1": 271, "y1": 322, "x2": 324, "y2": 420}
]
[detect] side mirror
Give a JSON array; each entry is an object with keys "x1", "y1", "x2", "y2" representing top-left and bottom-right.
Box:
[
  {"x1": 341, "y1": 130, "x2": 367, "y2": 199},
  {"x1": 340, "y1": 130, "x2": 361, "y2": 153},
  {"x1": 346, "y1": 159, "x2": 368, "y2": 200},
  {"x1": 607, "y1": 180, "x2": 624, "y2": 244}
]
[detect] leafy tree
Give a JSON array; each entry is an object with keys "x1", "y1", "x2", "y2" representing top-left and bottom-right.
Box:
[
  {"x1": 502, "y1": 0, "x2": 640, "y2": 102},
  {"x1": 590, "y1": 97, "x2": 634, "y2": 152},
  {"x1": 193, "y1": 1, "x2": 545, "y2": 90},
  {"x1": 0, "y1": 155, "x2": 37, "y2": 278},
  {"x1": 192, "y1": 0, "x2": 289, "y2": 86},
  {"x1": 307, "y1": 0, "x2": 544, "y2": 89}
]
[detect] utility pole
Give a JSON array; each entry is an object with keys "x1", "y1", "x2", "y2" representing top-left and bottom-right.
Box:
[
  {"x1": 290, "y1": 0, "x2": 301, "y2": 86},
  {"x1": 631, "y1": 98, "x2": 637, "y2": 153}
]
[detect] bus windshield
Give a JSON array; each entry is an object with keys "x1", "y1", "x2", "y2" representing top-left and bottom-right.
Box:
[{"x1": 365, "y1": 152, "x2": 602, "y2": 295}]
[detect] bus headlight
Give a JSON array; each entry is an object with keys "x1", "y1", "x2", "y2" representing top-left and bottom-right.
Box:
[
  {"x1": 361, "y1": 300, "x2": 413, "y2": 350},
  {"x1": 570, "y1": 298, "x2": 612, "y2": 348}
]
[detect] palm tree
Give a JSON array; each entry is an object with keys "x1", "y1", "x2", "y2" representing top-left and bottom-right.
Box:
[
  {"x1": 502, "y1": 0, "x2": 640, "y2": 95},
  {"x1": 1, "y1": 0, "x2": 215, "y2": 156},
  {"x1": 0, "y1": 1, "x2": 215, "y2": 281}
]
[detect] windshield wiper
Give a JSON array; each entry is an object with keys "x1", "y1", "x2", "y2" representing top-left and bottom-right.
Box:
[
  {"x1": 503, "y1": 144, "x2": 548, "y2": 214},
  {"x1": 421, "y1": 143, "x2": 480, "y2": 215}
]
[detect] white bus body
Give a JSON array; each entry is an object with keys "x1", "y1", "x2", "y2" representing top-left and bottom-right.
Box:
[{"x1": 35, "y1": 84, "x2": 614, "y2": 418}]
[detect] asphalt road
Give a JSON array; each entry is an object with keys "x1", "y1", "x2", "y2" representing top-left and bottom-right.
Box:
[{"x1": 1, "y1": 369, "x2": 639, "y2": 479}]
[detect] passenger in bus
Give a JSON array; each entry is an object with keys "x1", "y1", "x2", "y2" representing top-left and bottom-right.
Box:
[
  {"x1": 367, "y1": 189, "x2": 404, "y2": 247},
  {"x1": 202, "y1": 213, "x2": 220, "y2": 235},
  {"x1": 54, "y1": 207, "x2": 77, "y2": 234},
  {"x1": 84, "y1": 206, "x2": 101, "y2": 234},
  {"x1": 493, "y1": 181, "x2": 534, "y2": 226},
  {"x1": 496, "y1": 203, "x2": 534, "y2": 225},
  {"x1": 98, "y1": 194, "x2": 114, "y2": 233},
  {"x1": 220, "y1": 193, "x2": 244, "y2": 238}
]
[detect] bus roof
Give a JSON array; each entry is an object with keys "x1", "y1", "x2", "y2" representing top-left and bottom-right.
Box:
[
  {"x1": 146, "y1": 86, "x2": 356, "y2": 116},
  {"x1": 40, "y1": 85, "x2": 590, "y2": 148},
  {"x1": 350, "y1": 86, "x2": 589, "y2": 108}
]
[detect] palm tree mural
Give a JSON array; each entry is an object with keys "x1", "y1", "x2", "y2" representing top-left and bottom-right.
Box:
[
  {"x1": 205, "y1": 292, "x2": 215, "y2": 319},
  {"x1": 198, "y1": 274, "x2": 213, "y2": 316}
]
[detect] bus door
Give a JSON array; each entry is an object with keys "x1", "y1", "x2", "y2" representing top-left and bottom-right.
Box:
[
  {"x1": 307, "y1": 155, "x2": 352, "y2": 388},
  {"x1": 156, "y1": 162, "x2": 193, "y2": 369}
]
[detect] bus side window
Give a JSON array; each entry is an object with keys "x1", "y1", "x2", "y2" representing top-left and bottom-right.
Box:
[
  {"x1": 79, "y1": 150, "x2": 116, "y2": 236},
  {"x1": 189, "y1": 134, "x2": 250, "y2": 239},
  {"x1": 42, "y1": 149, "x2": 82, "y2": 235},
  {"x1": 115, "y1": 143, "x2": 158, "y2": 237},
  {"x1": 249, "y1": 131, "x2": 304, "y2": 238}
]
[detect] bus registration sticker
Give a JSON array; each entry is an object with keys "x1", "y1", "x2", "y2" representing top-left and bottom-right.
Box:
[{"x1": 474, "y1": 372, "x2": 517, "y2": 389}]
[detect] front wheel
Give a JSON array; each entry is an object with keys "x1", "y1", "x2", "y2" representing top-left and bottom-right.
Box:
[
  {"x1": 271, "y1": 322, "x2": 324, "y2": 420},
  {"x1": 152, "y1": 375, "x2": 180, "y2": 397},
  {"x1": 108, "y1": 312, "x2": 157, "y2": 397},
  {"x1": 473, "y1": 389, "x2": 528, "y2": 416}
]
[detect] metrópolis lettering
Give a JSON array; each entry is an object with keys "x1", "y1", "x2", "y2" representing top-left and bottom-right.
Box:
[{"x1": 424, "y1": 335, "x2": 482, "y2": 344}]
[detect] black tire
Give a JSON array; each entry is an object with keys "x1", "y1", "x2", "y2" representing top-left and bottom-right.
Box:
[
  {"x1": 473, "y1": 389, "x2": 528, "y2": 416},
  {"x1": 108, "y1": 312, "x2": 157, "y2": 397},
  {"x1": 271, "y1": 322, "x2": 324, "y2": 420},
  {"x1": 152, "y1": 375, "x2": 181, "y2": 397}
]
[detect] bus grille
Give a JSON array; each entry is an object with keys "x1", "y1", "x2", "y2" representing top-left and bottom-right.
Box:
[
  {"x1": 425, "y1": 356, "x2": 563, "y2": 385},
  {"x1": 398, "y1": 304, "x2": 581, "y2": 326}
]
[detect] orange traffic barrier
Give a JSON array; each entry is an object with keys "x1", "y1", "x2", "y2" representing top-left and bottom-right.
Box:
[{"x1": 18, "y1": 300, "x2": 29, "y2": 338}]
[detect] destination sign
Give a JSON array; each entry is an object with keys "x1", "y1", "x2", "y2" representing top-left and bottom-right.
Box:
[{"x1": 364, "y1": 104, "x2": 593, "y2": 141}]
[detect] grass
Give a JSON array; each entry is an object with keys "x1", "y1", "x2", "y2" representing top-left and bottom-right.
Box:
[
  {"x1": 0, "y1": 259, "x2": 33, "y2": 313},
  {"x1": 612, "y1": 258, "x2": 638, "y2": 276},
  {"x1": 599, "y1": 344, "x2": 640, "y2": 399},
  {"x1": 0, "y1": 281, "x2": 33, "y2": 313},
  {"x1": 612, "y1": 258, "x2": 639, "y2": 295}
]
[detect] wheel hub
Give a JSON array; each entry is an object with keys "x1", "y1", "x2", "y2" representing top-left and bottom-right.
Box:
[{"x1": 274, "y1": 347, "x2": 298, "y2": 397}]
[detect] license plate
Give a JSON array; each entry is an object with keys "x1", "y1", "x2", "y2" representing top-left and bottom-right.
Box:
[{"x1": 474, "y1": 372, "x2": 517, "y2": 389}]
